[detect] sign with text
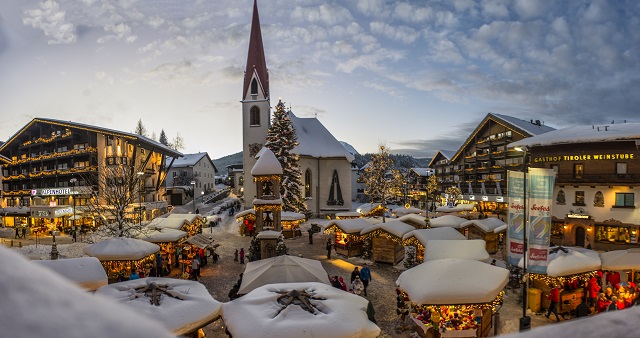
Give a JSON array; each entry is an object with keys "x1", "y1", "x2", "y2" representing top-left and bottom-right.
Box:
[
  {"x1": 533, "y1": 153, "x2": 635, "y2": 163},
  {"x1": 526, "y1": 168, "x2": 555, "y2": 274},
  {"x1": 507, "y1": 170, "x2": 525, "y2": 266},
  {"x1": 31, "y1": 187, "x2": 78, "y2": 196}
]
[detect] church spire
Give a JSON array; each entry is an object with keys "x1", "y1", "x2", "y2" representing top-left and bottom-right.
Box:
[{"x1": 243, "y1": 0, "x2": 269, "y2": 100}]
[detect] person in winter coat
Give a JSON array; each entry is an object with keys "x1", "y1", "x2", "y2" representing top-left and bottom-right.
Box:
[
  {"x1": 239, "y1": 248, "x2": 245, "y2": 264},
  {"x1": 545, "y1": 283, "x2": 561, "y2": 322},
  {"x1": 575, "y1": 298, "x2": 590, "y2": 317},
  {"x1": 192, "y1": 256, "x2": 201, "y2": 280},
  {"x1": 352, "y1": 275, "x2": 365, "y2": 296},
  {"x1": 608, "y1": 296, "x2": 619, "y2": 311},
  {"x1": 586, "y1": 277, "x2": 600, "y2": 309},
  {"x1": 338, "y1": 276, "x2": 347, "y2": 291},
  {"x1": 129, "y1": 271, "x2": 140, "y2": 280},
  {"x1": 360, "y1": 263, "x2": 372, "y2": 296},
  {"x1": 350, "y1": 267, "x2": 360, "y2": 284}
]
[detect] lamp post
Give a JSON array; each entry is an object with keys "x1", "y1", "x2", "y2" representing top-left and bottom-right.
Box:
[
  {"x1": 70, "y1": 177, "x2": 78, "y2": 243},
  {"x1": 191, "y1": 180, "x2": 197, "y2": 214},
  {"x1": 515, "y1": 146, "x2": 530, "y2": 331},
  {"x1": 137, "y1": 172, "x2": 145, "y2": 226}
]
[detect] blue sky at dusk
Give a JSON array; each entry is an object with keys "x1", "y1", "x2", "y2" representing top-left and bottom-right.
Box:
[{"x1": 1, "y1": 0, "x2": 639, "y2": 158}]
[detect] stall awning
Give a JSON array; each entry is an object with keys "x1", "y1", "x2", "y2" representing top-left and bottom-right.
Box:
[{"x1": 184, "y1": 234, "x2": 216, "y2": 249}]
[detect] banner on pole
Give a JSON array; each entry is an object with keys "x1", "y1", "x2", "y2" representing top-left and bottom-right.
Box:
[
  {"x1": 526, "y1": 168, "x2": 555, "y2": 274},
  {"x1": 507, "y1": 170, "x2": 525, "y2": 266}
]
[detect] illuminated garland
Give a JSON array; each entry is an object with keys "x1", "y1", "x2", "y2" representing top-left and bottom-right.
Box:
[
  {"x1": 409, "y1": 290, "x2": 505, "y2": 312},
  {"x1": 22, "y1": 130, "x2": 72, "y2": 147},
  {"x1": 361, "y1": 229, "x2": 405, "y2": 245},
  {"x1": 100, "y1": 254, "x2": 156, "y2": 279},
  {"x1": 235, "y1": 213, "x2": 257, "y2": 223},
  {"x1": 529, "y1": 270, "x2": 599, "y2": 285},
  {"x1": 254, "y1": 204, "x2": 282, "y2": 212},
  {"x1": 254, "y1": 175, "x2": 281, "y2": 182},
  {"x1": 403, "y1": 236, "x2": 424, "y2": 250},
  {"x1": 11, "y1": 147, "x2": 97, "y2": 165},
  {"x1": 335, "y1": 215, "x2": 361, "y2": 220}
]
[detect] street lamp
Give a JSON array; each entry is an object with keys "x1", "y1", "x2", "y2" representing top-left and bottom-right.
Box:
[
  {"x1": 70, "y1": 177, "x2": 78, "y2": 242},
  {"x1": 515, "y1": 146, "x2": 530, "y2": 331},
  {"x1": 191, "y1": 180, "x2": 197, "y2": 214},
  {"x1": 137, "y1": 172, "x2": 145, "y2": 226}
]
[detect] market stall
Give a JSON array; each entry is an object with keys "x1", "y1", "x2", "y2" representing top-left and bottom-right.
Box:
[
  {"x1": 600, "y1": 249, "x2": 640, "y2": 284},
  {"x1": 335, "y1": 211, "x2": 362, "y2": 220},
  {"x1": 223, "y1": 282, "x2": 380, "y2": 338},
  {"x1": 518, "y1": 246, "x2": 601, "y2": 314},
  {"x1": 356, "y1": 203, "x2": 385, "y2": 217},
  {"x1": 361, "y1": 220, "x2": 414, "y2": 264},
  {"x1": 435, "y1": 204, "x2": 475, "y2": 213},
  {"x1": 396, "y1": 258, "x2": 508, "y2": 338},
  {"x1": 402, "y1": 228, "x2": 467, "y2": 262},
  {"x1": 393, "y1": 206, "x2": 423, "y2": 218},
  {"x1": 429, "y1": 215, "x2": 469, "y2": 233},
  {"x1": 397, "y1": 213, "x2": 429, "y2": 229},
  {"x1": 165, "y1": 213, "x2": 204, "y2": 235},
  {"x1": 95, "y1": 277, "x2": 222, "y2": 337},
  {"x1": 138, "y1": 228, "x2": 187, "y2": 270},
  {"x1": 33, "y1": 257, "x2": 108, "y2": 291},
  {"x1": 236, "y1": 209, "x2": 305, "y2": 238},
  {"x1": 323, "y1": 218, "x2": 374, "y2": 257},
  {"x1": 83, "y1": 238, "x2": 160, "y2": 281},
  {"x1": 460, "y1": 218, "x2": 506, "y2": 254},
  {"x1": 238, "y1": 255, "x2": 331, "y2": 294}
]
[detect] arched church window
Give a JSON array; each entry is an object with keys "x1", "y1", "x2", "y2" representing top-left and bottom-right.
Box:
[
  {"x1": 251, "y1": 78, "x2": 258, "y2": 95},
  {"x1": 250, "y1": 106, "x2": 260, "y2": 126},
  {"x1": 327, "y1": 170, "x2": 344, "y2": 206},
  {"x1": 305, "y1": 169, "x2": 312, "y2": 198}
]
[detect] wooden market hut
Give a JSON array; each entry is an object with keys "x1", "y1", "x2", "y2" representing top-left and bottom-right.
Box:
[
  {"x1": 335, "y1": 211, "x2": 362, "y2": 220},
  {"x1": 323, "y1": 218, "x2": 373, "y2": 257},
  {"x1": 600, "y1": 249, "x2": 640, "y2": 283},
  {"x1": 397, "y1": 258, "x2": 508, "y2": 338},
  {"x1": 139, "y1": 227, "x2": 188, "y2": 270},
  {"x1": 83, "y1": 238, "x2": 160, "y2": 281},
  {"x1": 397, "y1": 214, "x2": 429, "y2": 229},
  {"x1": 361, "y1": 220, "x2": 414, "y2": 264},
  {"x1": 402, "y1": 228, "x2": 467, "y2": 262},
  {"x1": 165, "y1": 214, "x2": 205, "y2": 236},
  {"x1": 356, "y1": 203, "x2": 385, "y2": 217},
  {"x1": 236, "y1": 209, "x2": 305, "y2": 238},
  {"x1": 392, "y1": 206, "x2": 423, "y2": 218},
  {"x1": 460, "y1": 217, "x2": 506, "y2": 254}
]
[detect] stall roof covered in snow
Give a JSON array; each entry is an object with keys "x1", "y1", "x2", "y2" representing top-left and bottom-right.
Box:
[
  {"x1": 33, "y1": 257, "x2": 108, "y2": 291},
  {"x1": 184, "y1": 234, "x2": 216, "y2": 249},
  {"x1": 251, "y1": 148, "x2": 282, "y2": 176},
  {"x1": 166, "y1": 213, "x2": 203, "y2": 224},
  {"x1": 336, "y1": 211, "x2": 362, "y2": 218},
  {"x1": 396, "y1": 258, "x2": 509, "y2": 305},
  {"x1": 236, "y1": 209, "x2": 305, "y2": 221},
  {"x1": 518, "y1": 246, "x2": 601, "y2": 277},
  {"x1": 288, "y1": 111, "x2": 356, "y2": 162},
  {"x1": 253, "y1": 198, "x2": 283, "y2": 205},
  {"x1": 256, "y1": 230, "x2": 282, "y2": 239},
  {"x1": 429, "y1": 215, "x2": 469, "y2": 228},
  {"x1": 410, "y1": 168, "x2": 433, "y2": 177},
  {"x1": 95, "y1": 277, "x2": 222, "y2": 336},
  {"x1": 600, "y1": 249, "x2": 640, "y2": 270},
  {"x1": 393, "y1": 206, "x2": 423, "y2": 216},
  {"x1": 323, "y1": 218, "x2": 374, "y2": 234},
  {"x1": 149, "y1": 218, "x2": 189, "y2": 231},
  {"x1": 238, "y1": 255, "x2": 331, "y2": 294},
  {"x1": 435, "y1": 204, "x2": 475, "y2": 213},
  {"x1": 356, "y1": 203, "x2": 383, "y2": 215},
  {"x1": 461, "y1": 217, "x2": 507, "y2": 233},
  {"x1": 83, "y1": 238, "x2": 159, "y2": 261},
  {"x1": 361, "y1": 220, "x2": 415, "y2": 238},
  {"x1": 509, "y1": 122, "x2": 640, "y2": 149},
  {"x1": 223, "y1": 282, "x2": 379, "y2": 338},
  {"x1": 0, "y1": 247, "x2": 174, "y2": 338},
  {"x1": 403, "y1": 227, "x2": 467, "y2": 246},
  {"x1": 138, "y1": 228, "x2": 187, "y2": 243},
  {"x1": 397, "y1": 213, "x2": 427, "y2": 227},
  {"x1": 425, "y1": 240, "x2": 490, "y2": 262}
]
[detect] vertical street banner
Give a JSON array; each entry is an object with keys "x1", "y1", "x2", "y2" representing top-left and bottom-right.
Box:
[
  {"x1": 507, "y1": 170, "x2": 525, "y2": 266},
  {"x1": 527, "y1": 168, "x2": 555, "y2": 274}
]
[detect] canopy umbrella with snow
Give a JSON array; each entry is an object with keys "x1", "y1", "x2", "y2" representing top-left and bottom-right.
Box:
[
  {"x1": 95, "y1": 277, "x2": 222, "y2": 336},
  {"x1": 224, "y1": 282, "x2": 380, "y2": 338},
  {"x1": 0, "y1": 246, "x2": 175, "y2": 338},
  {"x1": 33, "y1": 257, "x2": 108, "y2": 291},
  {"x1": 238, "y1": 255, "x2": 331, "y2": 294},
  {"x1": 424, "y1": 240, "x2": 490, "y2": 262},
  {"x1": 517, "y1": 246, "x2": 601, "y2": 285}
]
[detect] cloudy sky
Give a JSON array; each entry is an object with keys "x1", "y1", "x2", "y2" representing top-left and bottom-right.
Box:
[{"x1": 0, "y1": 0, "x2": 638, "y2": 159}]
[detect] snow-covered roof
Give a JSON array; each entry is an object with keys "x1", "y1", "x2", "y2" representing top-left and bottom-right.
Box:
[
  {"x1": 169, "y1": 152, "x2": 212, "y2": 168},
  {"x1": 33, "y1": 257, "x2": 108, "y2": 291},
  {"x1": 429, "y1": 215, "x2": 469, "y2": 228},
  {"x1": 517, "y1": 246, "x2": 601, "y2": 277},
  {"x1": 253, "y1": 198, "x2": 283, "y2": 205},
  {"x1": 393, "y1": 206, "x2": 423, "y2": 216},
  {"x1": 600, "y1": 249, "x2": 640, "y2": 270},
  {"x1": 150, "y1": 218, "x2": 189, "y2": 231},
  {"x1": 410, "y1": 168, "x2": 433, "y2": 177},
  {"x1": 235, "y1": 209, "x2": 305, "y2": 221},
  {"x1": 335, "y1": 211, "x2": 362, "y2": 218},
  {"x1": 323, "y1": 218, "x2": 374, "y2": 234},
  {"x1": 396, "y1": 258, "x2": 509, "y2": 305},
  {"x1": 397, "y1": 213, "x2": 427, "y2": 227},
  {"x1": 184, "y1": 234, "x2": 216, "y2": 249},
  {"x1": 0, "y1": 246, "x2": 174, "y2": 338},
  {"x1": 252, "y1": 147, "x2": 283, "y2": 175},
  {"x1": 356, "y1": 203, "x2": 382, "y2": 215},
  {"x1": 288, "y1": 111, "x2": 356, "y2": 162},
  {"x1": 95, "y1": 278, "x2": 222, "y2": 336},
  {"x1": 509, "y1": 122, "x2": 640, "y2": 149},
  {"x1": 83, "y1": 238, "x2": 159, "y2": 261},
  {"x1": 138, "y1": 228, "x2": 187, "y2": 243},
  {"x1": 360, "y1": 220, "x2": 415, "y2": 238},
  {"x1": 435, "y1": 204, "x2": 475, "y2": 213},
  {"x1": 223, "y1": 282, "x2": 380, "y2": 338},
  {"x1": 238, "y1": 255, "x2": 331, "y2": 294},
  {"x1": 402, "y1": 227, "x2": 467, "y2": 246},
  {"x1": 427, "y1": 149, "x2": 456, "y2": 167},
  {"x1": 167, "y1": 213, "x2": 203, "y2": 223},
  {"x1": 461, "y1": 217, "x2": 507, "y2": 233},
  {"x1": 492, "y1": 113, "x2": 556, "y2": 136},
  {"x1": 256, "y1": 230, "x2": 282, "y2": 239},
  {"x1": 424, "y1": 240, "x2": 490, "y2": 262},
  {"x1": 340, "y1": 141, "x2": 359, "y2": 156}
]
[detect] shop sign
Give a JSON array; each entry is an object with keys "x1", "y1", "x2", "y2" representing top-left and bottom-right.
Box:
[
  {"x1": 54, "y1": 207, "x2": 73, "y2": 216},
  {"x1": 469, "y1": 195, "x2": 475, "y2": 200},
  {"x1": 32, "y1": 188, "x2": 78, "y2": 196},
  {"x1": 533, "y1": 153, "x2": 635, "y2": 163},
  {"x1": 567, "y1": 213, "x2": 591, "y2": 219},
  {"x1": 496, "y1": 196, "x2": 504, "y2": 202},
  {"x1": 34, "y1": 210, "x2": 50, "y2": 217},
  {"x1": 482, "y1": 196, "x2": 488, "y2": 201}
]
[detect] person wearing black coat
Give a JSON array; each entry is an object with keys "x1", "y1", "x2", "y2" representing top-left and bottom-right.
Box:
[{"x1": 350, "y1": 267, "x2": 360, "y2": 284}]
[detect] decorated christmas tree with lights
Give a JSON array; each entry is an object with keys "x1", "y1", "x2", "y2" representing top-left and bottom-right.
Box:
[
  {"x1": 362, "y1": 145, "x2": 403, "y2": 222},
  {"x1": 265, "y1": 99, "x2": 308, "y2": 214}
]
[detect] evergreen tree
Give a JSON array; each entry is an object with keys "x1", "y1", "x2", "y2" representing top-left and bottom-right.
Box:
[
  {"x1": 362, "y1": 145, "x2": 403, "y2": 222},
  {"x1": 158, "y1": 129, "x2": 169, "y2": 146},
  {"x1": 134, "y1": 119, "x2": 148, "y2": 137},
  {"x1": 404, "y1": 246, "x2": 418, "y2": 269},
  {"x1": 249, "y1": 236, "x2": 261, "y2": 261},
  {"x1": 264, "y1": 99, "x2": 308, "y2": 214},
  {"x1": 275, "y1": 236, "x2": 288, "y2": 256},
  {"x1": 361, "y1": 239, "x2": 372, "y2": 260},
  {"x1": 444, "y1": 186, "x2": 462, "y2": 206}
]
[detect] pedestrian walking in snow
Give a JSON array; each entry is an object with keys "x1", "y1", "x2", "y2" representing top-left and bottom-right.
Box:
[
  {"x1": 239, "y1": 248, "x2": 245, "y2": 264},
  {"x1": 326, "y1": 240, "x2": 332, "y2": 259},
  {"x1": 234, "y1": 249, "x2": 238, "y2": 262},
  {"x1": 360, "y1": 263, "x2": 372, "y2": 296}
]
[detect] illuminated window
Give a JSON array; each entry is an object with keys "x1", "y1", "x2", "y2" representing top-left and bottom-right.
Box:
[
  {"x1": 574, "y1": 163, "x2": 584, "y2": 179},
  {"x1": 574, "y1": 191, "x2": 585, "y2": 206}
]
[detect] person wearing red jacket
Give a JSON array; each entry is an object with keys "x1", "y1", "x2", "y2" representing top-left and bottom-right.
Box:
[
  {"x1": 586, "y1": 277, "x2": 601, "y2": 310},
  {"x1": 545, "y1": 284, "x2": 561, "y2": 322}
]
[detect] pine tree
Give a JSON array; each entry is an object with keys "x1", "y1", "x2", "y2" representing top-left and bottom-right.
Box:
[
  {"x1": 361, "y1": 239, "x2": 372, "y2": 260},
  {"x1": 134, "y1": 119, "x2": 148, "y2": 137},
  {"x1": 275, "y1": 236, "x2": 288, "y2": 256},
  {"x1": 159, "y1": 129, "x2": 169, "y2": 146},
  {"x1": 362, "y1": 145, "x2": 402, "y2": 222},
  {"x1": 249, "y1": 237, "x2": 261, "y2": 261},
  {"x1": 264, "y1": 99, "x2": 308, "y2": 214},
  {"x1": 404, "y1": 246, "x2": 418, "y2": 269}
]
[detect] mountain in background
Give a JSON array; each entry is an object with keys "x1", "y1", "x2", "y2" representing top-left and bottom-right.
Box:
[{"x1": 213, "y1": 151, "x2": 242, "y2": 174}]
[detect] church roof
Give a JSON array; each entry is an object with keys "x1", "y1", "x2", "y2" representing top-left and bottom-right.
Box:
[
  {"x1": 243, "y1": 0, "x2": 269, "y2": 99},
  {"x1": 251, "y1": 148, "x2": 282, "y2": 176},
  {"x1": 288, "y1": 111, "x2": 355, "y2": 162}
]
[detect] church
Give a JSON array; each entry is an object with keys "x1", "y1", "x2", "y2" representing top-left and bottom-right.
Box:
[{"x1": 241, "y1": 0, "x2": 354, "y2": 217}]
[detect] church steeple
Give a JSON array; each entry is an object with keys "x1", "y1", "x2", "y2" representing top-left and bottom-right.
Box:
[{"x1": 243, "y1": 0, "x2": 269, "y2": 100}]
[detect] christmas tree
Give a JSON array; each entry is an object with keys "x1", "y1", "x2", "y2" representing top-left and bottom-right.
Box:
[
  {"x1": 362, "y1": 239, "x2": 372, "y2": 260},
  {"x1": 265, "y1": 99, "x2": 308, "y2": 214},
  {"x1": 248, "y1": 237, "x2": 261, "y2": 261},
  {"x1": 404, "y1": 246, "x2": 418, "y2": 269},
  {"x1": 275, "y1": 236, "x2": 288, "y2": 256},
  {"x1": 362, "y1": 145, "x2": 403, "y2": 222}
]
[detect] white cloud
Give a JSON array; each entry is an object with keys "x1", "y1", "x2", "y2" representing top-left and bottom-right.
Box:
[
  {"x1": 22, "y1": 0, "x2": 77, "y2": 44},
  {"x1": 290, "y1": 4, "x2": 353, "y2": 27},
  {"x1": 480, "y1": 0, "x2": 509, "y2": 19},
  {"x1": 369, "y1": 22, "x2": 419, "y2": 44},
  {"x1": 97, "y1": 23, "x2": 137, "y2": 44},
  {"x1": 513, "y1": 0, "x2": 548, "y2": 20}
]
